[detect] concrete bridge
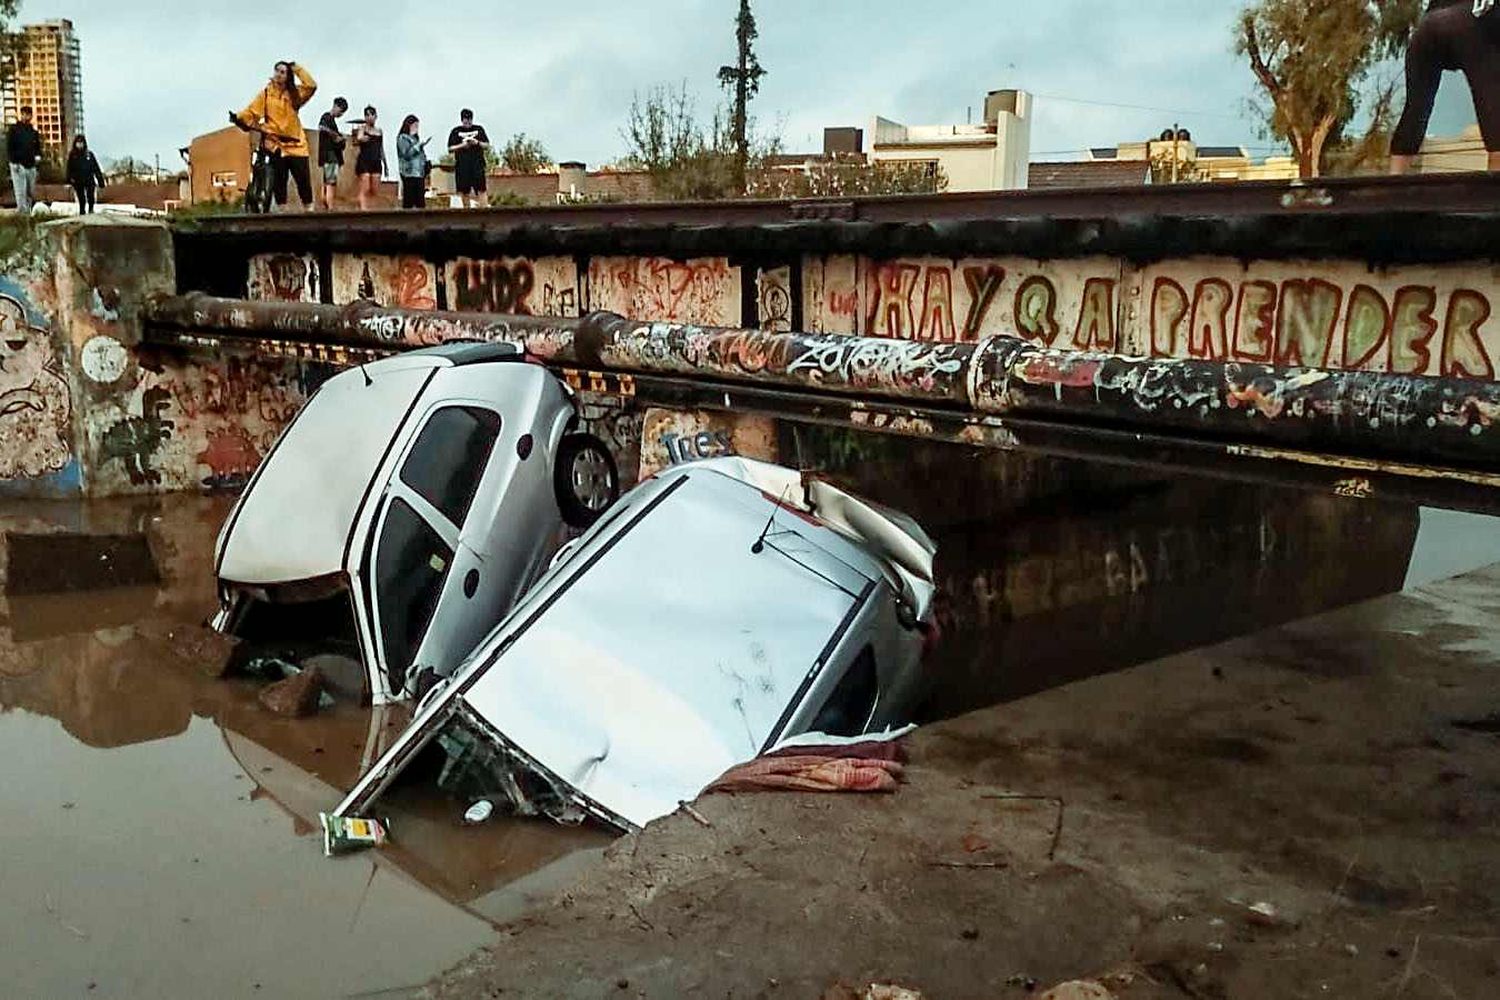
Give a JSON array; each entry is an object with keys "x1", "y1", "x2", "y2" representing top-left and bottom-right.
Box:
[{"x1": 5, "y1": 173, "x2": 1500, "y2": 514}]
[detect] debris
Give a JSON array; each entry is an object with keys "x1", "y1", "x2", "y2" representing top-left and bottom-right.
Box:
[
  {"x1": 707, "y1": 753, "x2": 904, "y2": 795},
  {"x1": 980, "y1": 793, "x2": 1066, "y2": 861},
  {"x1": 928, "y1": 861, "x2": 1008, "y2": 870},
  {"x1": 463, "y1": 800, "x2": 495, "y2": 825},
  {"x1": 961, "y1": 832, "x2": 990, "y2": 853},
  {"x1": 1038, "y1": 981, "x2": 1115, "y2": 1000},
  {"x1": 319, "y1": 813, "x2": 388, "y2": 857},
  {"x1": 1345, "y1": 944, "x2": 1360, "y2": 957},
  {"x1": 1244, "y1": 900, "x2": 1294, "y2": 928},
  {"x1": 258, "y1": 667, "x2": 327, "y2": 718},
  {"x1": 679, "y1": 801, "x2": 713, "y2": 827},
  {"x1": 1005, "y1": 974, "x2": 1039, "y2": 991},
  {"x1": 822, "y1": 985, "x2": 924, "y2": 1000},
  {"x1": 960, "y1": 927, "x2": 980, "y2": 941}
]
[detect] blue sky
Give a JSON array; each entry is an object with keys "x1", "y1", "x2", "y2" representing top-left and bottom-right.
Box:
[{"x1": 24, "y1": 0, "x2": 1483, "y2": 170}]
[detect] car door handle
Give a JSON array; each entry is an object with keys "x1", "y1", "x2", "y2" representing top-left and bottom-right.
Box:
[{"x1": 463, "y1": 569, "x2": 480, "y2": 599}]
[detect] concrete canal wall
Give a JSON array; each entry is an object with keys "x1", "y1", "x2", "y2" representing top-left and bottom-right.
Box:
[{"x1": 0, "y1": 218, "x2": 318, "y2": 499}]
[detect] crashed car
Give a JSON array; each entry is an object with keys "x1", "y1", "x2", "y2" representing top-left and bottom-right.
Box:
[
  {"x1": 211, "y1": 342, "x2": 619, "y2": 704},
  {"x1": 333, "y1": 456, "x2": 937, "y2": 832}
]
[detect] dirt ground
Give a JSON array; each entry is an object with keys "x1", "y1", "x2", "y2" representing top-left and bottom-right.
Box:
[{"x1": 425, "y1": 566, "x2": 1500, "y2": 1000}]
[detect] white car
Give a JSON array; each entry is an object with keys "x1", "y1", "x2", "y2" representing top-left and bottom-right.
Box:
[
  {"x1": 211, "y1": 343, "x2": 619, "y2": 704},
  {"x1": 333, "y1": 457, "x2": 938, "y2": 832}
]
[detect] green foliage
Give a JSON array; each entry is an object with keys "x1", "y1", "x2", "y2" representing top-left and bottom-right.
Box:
[
  {"x1": 621, "y1": 82, "x2": 779, "y2": 201},
  {"x1": 1148, "y1": 149, "x2": 1212, "y2": 185},
  {"x1": 748, "y1": 156, "x2": 948, "y2": 198},
  {"x1": 499, "y1": 133, "x2": 550, "y2": 174},
  {"x1": 487, "y1": 190, "x2": 531, "y2": 208},
  {"x1": 1236, "y1": 0, "x2": 1420, "y2": 178},
  {"x1": 171, "y1": 196, "x2": 246, "y2": 226},
  {"x1": 0, "y1": 214, "x2": 51, "y2": 275}
]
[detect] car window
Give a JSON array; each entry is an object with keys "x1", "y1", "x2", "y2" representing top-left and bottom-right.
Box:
[
  {"x1": 399, "y1": 406, "x2": 502, "y2": 528},
  {"x1": 375, "y1": 497, "x2": 454, "y2": 691},
  {"x1": 809, "y1": 645, "x2": 878, "y2": 738}
]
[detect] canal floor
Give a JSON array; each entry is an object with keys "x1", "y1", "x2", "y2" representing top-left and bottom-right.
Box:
[{"x1": 1, "y1": 485, "x2": 1497, "y2": 998}]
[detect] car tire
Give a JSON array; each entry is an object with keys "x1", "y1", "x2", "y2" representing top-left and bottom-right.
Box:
[{"x1": 554, "y1": 433, "x2": 619, "y2": 529}]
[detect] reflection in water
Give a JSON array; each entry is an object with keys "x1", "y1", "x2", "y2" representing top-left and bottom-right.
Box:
[{"x1": 0, "y1": 494, "x2": 608, "y2": 998}]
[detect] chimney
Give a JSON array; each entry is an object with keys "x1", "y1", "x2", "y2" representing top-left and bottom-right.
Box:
[
  {"x1": 558, "y1": 161, "x2": 587, "y2": 200},
  {"x1": 823, "y1": 127, "x2": 864, "y2": 157},
  {"x1": 984, "y1": 89, "x2": 1021, "y2": 125}
]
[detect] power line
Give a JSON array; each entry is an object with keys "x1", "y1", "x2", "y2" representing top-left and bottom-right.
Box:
[{"x1": 1031, "y1": 92, "x2": 1252, "y2": 122}]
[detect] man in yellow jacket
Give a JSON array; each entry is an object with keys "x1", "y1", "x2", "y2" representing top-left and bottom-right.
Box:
[{"x1": 233, "y1": 60, "x2": 318, "y2": 212}]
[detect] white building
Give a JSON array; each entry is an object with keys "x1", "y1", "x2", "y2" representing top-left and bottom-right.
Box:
[{"x1": 868, "y1": 89, "x2": 1032, "y2": 192}]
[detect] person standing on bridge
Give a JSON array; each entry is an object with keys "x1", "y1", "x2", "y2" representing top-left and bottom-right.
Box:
[
  {"x1": 233, "y1": 60, "x2": 319, "y2": 211},
  {"x1": 6, "y1": 106, "x2": 42, "y2": 214},
  {"x1": 396, "y1": 115, "x2": 430, "y2": 210},
  {"x1": 317, "y1": 96, "x2": 349, "y2": 211},
  {"x1": 351, "y1": 106, "x2": 386, "y2": 211},
  {"x1": 1390, "y1": 0, "x2": 1500, "y2": 174},
  {"x1": 65, "y1": 135, "x2": 106, "y2": 215},
  {"x1": 447, "y1": 109, "x2": 490, "y2": 209}
]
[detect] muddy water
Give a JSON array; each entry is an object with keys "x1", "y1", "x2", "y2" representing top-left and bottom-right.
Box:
[
  {"x1": 0, "y1": 496, "x2": 610, "y2": 999},
  {"x1": 1, "y1": 462, "x2": 1498, "y2": 998}
]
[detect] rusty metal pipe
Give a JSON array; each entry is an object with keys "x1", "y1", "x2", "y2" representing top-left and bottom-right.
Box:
[{"x1": 143, "y1": 293, "x2": 1500, "y2": 472}]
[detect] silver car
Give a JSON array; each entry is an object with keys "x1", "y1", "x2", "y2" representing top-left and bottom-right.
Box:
[
  {"x1": 211, "y1": 343, "x2": 619, "y2": 704},
  {"x1": 333, "y1": 456, "x2": 938, "y2": 832}
]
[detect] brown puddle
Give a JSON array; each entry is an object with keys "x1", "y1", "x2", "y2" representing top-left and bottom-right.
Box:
[{"x1": 2, "y1": 449, "x2": 1499, "y2": 997}]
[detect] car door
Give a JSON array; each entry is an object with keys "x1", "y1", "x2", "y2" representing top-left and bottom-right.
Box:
[{"x1": 369, "y1": 402, "x2": 504, "y2": 698}]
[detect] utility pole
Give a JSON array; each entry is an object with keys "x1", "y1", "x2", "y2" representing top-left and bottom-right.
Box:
[{"x1": 1172, "y1": 122, "x2": 1180, "y2": 185}]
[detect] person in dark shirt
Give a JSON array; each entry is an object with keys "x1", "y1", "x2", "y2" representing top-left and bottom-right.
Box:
[
  {"x1": 6, "y1": 106, "x2": 43, "y2": 213},
  {"x1": 1391, "y1": 0, "x2": 1500, "y2": 174},
  {"x1": 65, "y1": 135, "x2": 106, "y2": 215},
  {"x1": 318, "y1": 96, "x2": 349, "y2": 211},
  {"x1": 351, "y1": 105, "x2": 386, "y2": 211},
  {"x1": 447, "y1": 109, "x2": 490, "y2": 208}
]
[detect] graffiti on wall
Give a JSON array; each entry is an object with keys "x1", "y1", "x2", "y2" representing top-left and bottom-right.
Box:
[
  {"x1": 88, "y1": 357, "x2": 311, "y2": 493},
  {"x1": 1140, "y1": 261, "x2": 1500, "y2": 378},
  {"x1": 331, "y1": 255, "x2": 437, "y2": 310},
  {"x1": 757, "y1": 267, "x2": 792, "y2": 332},
  {"x1": 802, "y1": 255, "x2": 1500, "y2": 380},
  {"x1": 0, "y1": 283, "x2": 73, "y2": 483},
  {"x1": 589, "y1": 257, "x2": 741, "y2": 326},
  {"x1": 447, "y1": 257, "x2": 580, "y2": 317},
  {"x1": 638, "y1": 407, "x2": 778, "y2": 479},
  {"x1": 100, "y1": 386, "x2": 174, "y2": 486},
  {"x1": 249, "y1": 254, "x2": 320, "y2": 303},
  {"x1": 803, "y1": 255, "x2": 1122, "y2": 349}
]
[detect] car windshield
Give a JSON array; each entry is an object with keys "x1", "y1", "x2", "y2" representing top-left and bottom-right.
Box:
[
  {"x1": 451, "y1": 469, "x2": 878, "y2": 827},
  {"x1": 374, "y1": 497, "x2": 453, "y2": 690},
  {"x1": 399, "y1": 406, "x2": 501, "y2": 527}
]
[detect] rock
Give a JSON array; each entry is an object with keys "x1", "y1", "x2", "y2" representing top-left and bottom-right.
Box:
[
  {"x1": 1038, "y1": 982, "x2": 1115, "y2": 1000},
  {"x1": 258, "y1": 667, "x2": 326, "y2": 717},
  {"x1": 1243, "y1": 900, "x2": 1296, "y2": 929}
]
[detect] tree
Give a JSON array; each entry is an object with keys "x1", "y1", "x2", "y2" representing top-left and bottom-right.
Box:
[
  {"x1": 622, "y1": 83, "x2": 742, "y2": 200},
  {"x1": 1236, "y1": 0, "x2": 1420, "y2": 179},
  {"x1": 717, "y1": 0, "x2": 765, "y2": 195},
  {"x1": 499, "y1": 133, "x2": 550, "y2": 174}
]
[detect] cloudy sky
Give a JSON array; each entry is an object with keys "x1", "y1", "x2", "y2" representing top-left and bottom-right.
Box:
[{"x1": 20, "y1": 0, "x2": 1481, "y2": 170}]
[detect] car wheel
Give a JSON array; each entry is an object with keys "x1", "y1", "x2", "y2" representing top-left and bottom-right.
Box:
[{"x1": 554, "y1": 433, "x2": 619, "y2": 529}]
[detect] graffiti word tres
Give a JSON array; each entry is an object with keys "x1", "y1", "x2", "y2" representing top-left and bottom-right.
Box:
[{"x1": 660, "y1": 430, "x2": 734, "y2": 465}]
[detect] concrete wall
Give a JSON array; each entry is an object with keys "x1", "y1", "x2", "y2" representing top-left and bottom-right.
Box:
[
  {"x1": 266, "y1": 248, "x2": 1500, "y2": 381},
  {"x1": 0, "y1": 219, "x2": 318, "y2": 498}
]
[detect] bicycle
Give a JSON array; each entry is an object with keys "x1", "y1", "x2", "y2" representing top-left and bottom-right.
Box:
[{"x1": 228, "y1": 112, "x2": 301, "y2": 215}]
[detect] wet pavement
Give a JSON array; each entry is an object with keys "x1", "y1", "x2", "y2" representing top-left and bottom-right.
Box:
[{"x1": 2, "y1": 456, "x2": 1499, "y2": 998}]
